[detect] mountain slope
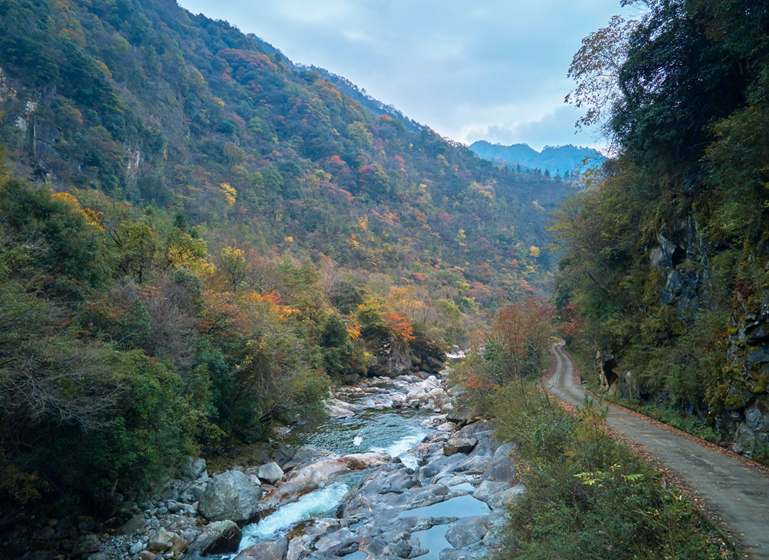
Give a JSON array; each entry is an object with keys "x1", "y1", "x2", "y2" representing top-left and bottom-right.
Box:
[
  {"x1": 470, "y1": 140, "x2": 605, "y2": 176},
  {"x1": 0, "y1": 0, "x2": 566, "y2": 302}
]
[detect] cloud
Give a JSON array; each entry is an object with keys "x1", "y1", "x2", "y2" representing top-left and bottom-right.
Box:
[
  {"x1": 465, "y1": 106, "x2": 606, "y2": 151},
  {"x1": 179, "y1": 0, "x2": 629, "y2": 148}
]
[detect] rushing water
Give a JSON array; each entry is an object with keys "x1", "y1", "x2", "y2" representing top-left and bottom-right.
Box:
[{"x1": 238, "y1": 380, "x2": 434, "y2": 551}]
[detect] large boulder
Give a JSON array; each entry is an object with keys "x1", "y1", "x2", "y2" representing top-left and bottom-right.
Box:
[
  {"x1": 147, "y1": 529, "x2": 176, "y2": 553},
  {"x1": 482, "y1": 442, "x2": 517, "y2": 484},
  {"x1": 257, "y1": 461, "x2": 284, "y2": 485},
  {"x1": 446, "y1": 405, "x2": 476, "y2": 427},
  {"x1": 443, "y1": 437, "x2": 478, "y2": 456},
  {"x1": 368, "y1": 337, "x2": 413, "y2": 377},
  {"x1": 198, "y1": 470, "x2": 262, "y2": 522},
  {"x1": 473, "y1": 480, "x2": 525, "y2": 510},
  {"x1": 444, "y1": 515, "x2": 493, "y2": 548},
  {"x1": 186, "y1": 520, "x2": 242, "y2": 557},
  {"x1": 180, "y1": 457, "x2": 207, "y2": 480}
]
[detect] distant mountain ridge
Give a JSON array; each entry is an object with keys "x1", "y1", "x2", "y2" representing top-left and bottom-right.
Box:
[{"x1": 470, "y1": 141, "x2": 605, "y2": 176}]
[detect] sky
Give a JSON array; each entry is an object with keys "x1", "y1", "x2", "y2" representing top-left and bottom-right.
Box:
[{"x1": 177, "y1": 0, "x2": 632, "y2": 152}]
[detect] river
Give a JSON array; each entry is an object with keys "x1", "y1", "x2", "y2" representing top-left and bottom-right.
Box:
[{"x1": 231, "y1": 371, "x2": 517, "y2": 560}]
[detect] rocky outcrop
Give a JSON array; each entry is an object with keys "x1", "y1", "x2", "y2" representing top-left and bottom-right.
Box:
[
  {"x1": 198, "y1": 470, "x2": 262, "y2": 523},
  {"x1": 368, "y1": 336, "x2": 413, "y2": 377}
]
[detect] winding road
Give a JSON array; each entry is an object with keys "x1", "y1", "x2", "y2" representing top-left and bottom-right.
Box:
[{"x1": 548, "y1": 342, "x2": 769, "y2": 559}]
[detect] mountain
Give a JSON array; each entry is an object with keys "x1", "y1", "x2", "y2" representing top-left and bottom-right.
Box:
[
  {"x1": 0, "y1": 0, "x2": 575, "y2": 514},
  {"x1": 469, "y1": 141, "x2": 605, "y2": 177}
]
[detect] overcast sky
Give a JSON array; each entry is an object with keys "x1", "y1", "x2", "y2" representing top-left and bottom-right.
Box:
[{"x1": 177, "y1": 0, "x2": 631, "y2": 151}]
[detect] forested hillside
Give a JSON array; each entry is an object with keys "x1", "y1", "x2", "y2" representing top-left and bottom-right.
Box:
[
  {"x1": 0, "y1": 0, "x2": 572, "y2": 511},
  {"x1": 553, "y1": 0, "x2": 769, "y2": 461}
]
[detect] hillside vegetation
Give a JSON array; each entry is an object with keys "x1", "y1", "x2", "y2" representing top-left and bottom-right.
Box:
[
  {"x1": 553, "y1": 0, "x2": 769, "y2": 462},
  {"x1": 0, "y1": 0, "x2": 578, "y2": 511}
]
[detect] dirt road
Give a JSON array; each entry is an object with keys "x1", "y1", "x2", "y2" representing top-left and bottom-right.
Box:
[{"x1": 548, "y1": 342, "x2": 769, "y2": 559}]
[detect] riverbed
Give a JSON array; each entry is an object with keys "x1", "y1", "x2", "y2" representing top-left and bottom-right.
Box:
[{"x1": 230, "y1": 371, "x2": 522, "y2": 560}]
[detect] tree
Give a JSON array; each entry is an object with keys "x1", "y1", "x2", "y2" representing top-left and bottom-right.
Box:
[{"x1": 565, "y1": 15, "x2": 637, "y2": 134}]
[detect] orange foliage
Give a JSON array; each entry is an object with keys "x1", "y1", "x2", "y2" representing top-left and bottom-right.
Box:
[{"x1": 385, "y1": 312, "x2": 414, "y2": 341}]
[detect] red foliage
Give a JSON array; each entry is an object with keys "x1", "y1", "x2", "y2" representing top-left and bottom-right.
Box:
[
  {"x1": 385, "y1": 312, "x2": 415, "y2": 341},
  {"x1": 393, "y1": 155, "x2": 405, "y2": 165}
]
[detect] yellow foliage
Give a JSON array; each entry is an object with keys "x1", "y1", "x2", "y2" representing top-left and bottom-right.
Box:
[
  {"x1": 219, "y1": 182, "x2": 237, "y2": 207},
  {"x1": 529, "y1": 245, "x2": 541, "y2": 258}
]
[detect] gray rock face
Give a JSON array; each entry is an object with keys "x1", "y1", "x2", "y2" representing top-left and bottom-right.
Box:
[
  {"x1": 446, "y1": 405, "x2": 476, "y2": 426},
  {"x1": 199, "y1": 470, "x2": 262, "y2": 522},
  {"x1": 187, "y1": 520, "x2": 242, "y2": 557},
  {"x1": 473, "y1": 480, "x2": 525, "y2": 510},
  {"x1": 180, "y1": 456, "x2": 207, "y2": 480},
  {"x1": 234, "y1": 538, "x2": 288, "y2": 560},
  {"x1": 257, "y1": 461, "x2": 284, "y2": 485},
  {"x1": 444, "y1": 515, "x2": 493, "y2": 548},
  {"x1": 368, "y1": 337, "x2": 413, "y2": 377},
  {"x1": 443, "y1": 437, "x2": 478, "y2": 456},
  {"x1": 482, "y1": 442, "x2": 517, "y2": 483}
]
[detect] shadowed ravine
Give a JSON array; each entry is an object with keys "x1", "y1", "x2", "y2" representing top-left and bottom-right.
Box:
[{"x1": 548, "y1": 342, "x2": 769, "y2": 559}]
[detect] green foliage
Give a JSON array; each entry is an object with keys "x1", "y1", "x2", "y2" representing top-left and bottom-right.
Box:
[
  {"x1": 488, "y1": 382, "x2": 733, "y2": 559},
  {"x1": 556, "y1": 0, "x2": 769, "y2": 453}
]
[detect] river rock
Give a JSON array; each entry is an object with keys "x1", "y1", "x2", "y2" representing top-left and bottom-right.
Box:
[
  {"x1": 473, "y1": 480, "x2": 525, "y2": 510},
  {"x1": 119, "y1": 513, "x2": 146, "y2": 534},
  {"x1": 73, "y1": 534, "x2": 101, "y2": 556},
  {"x1": 443, "y1": 437, "x2": 478, "y2": 456},
  {"x1": 180, "y1": 457, "x2": 207, "y2": 480},
  {"x1": 257, "y1": 461, "x2": 284, "y2": 485},
  {"x1": 186, "y1": 520, "x2": 241, "y2": 556},
  {"x1": 446, "y1": 405, "x2": 476, "y2": 426},
  {"x1": 261, "y1": 452, "x2": 390, "y2": 511},
  {"x1": 234, "y1": 538, "x2": 288, "y2": 560},
  {"x1": 444, "y1": 515, "x2": 493, "y2": 548},
  {"x1": 199, "y1": 470, "x2": 262, "y2": 522},
  {"x1": 147, "y1": 529, "x2": 175, "y2": 552},
  {"x1": 482, "y1": 442, "x2": 517, "y2": 483}
]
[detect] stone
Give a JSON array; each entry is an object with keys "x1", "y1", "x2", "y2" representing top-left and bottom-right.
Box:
[
  {"x1": 139, "y1": 552, "x2": 156, "y2": 560},
  {"x1": 86, "y1": 554, "x2": 107, "y2": 560},
  {"x1": 130, "y1": 541, "x2": 144, "y2": 554},
  {"x1": 72, "y1": 534, "x2": 101, "y2": 556},
  {"x1": 170, "y1": 536, "x2": 189, "y2": 556},
  {"x1": 446, "y1": 405, "x2": 476, "y2": 426},
  {"x1": 180, "y1": 457, "x2": 207, "y2": 480},
  {"x1": 147, "y1": 529, "x2": 175, "y2": 552},
  {"x1": 234, "y1": 538, "x2": 288, "y2": 560},
  {"x1": 444, "y1": 515, "x2": 492, "y2": 548},
  {"x1": 286, "y1": 537, "x2": 307, "y2": 560},
  {"x1": 198, "y1": 470, "x2": 262, "y2": 522},
  {"x1": 257, "y1": 461, "x2": 284, "y2": 485},
  {"x1": 474, "y1": 481, "x2": 525, "y2": 510},
  {"x1": 482, "y1": 442, "x2": 517, "y2": 483},
  {"x1": 186, "y1": 520, "x2": 242, "y2": 556},
  {"x1": 260, "y1": 452, "x2": 389, "y2": 511},
  {"x1": 443, "y1": 437, "x2": 478, "y2": 456}
]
